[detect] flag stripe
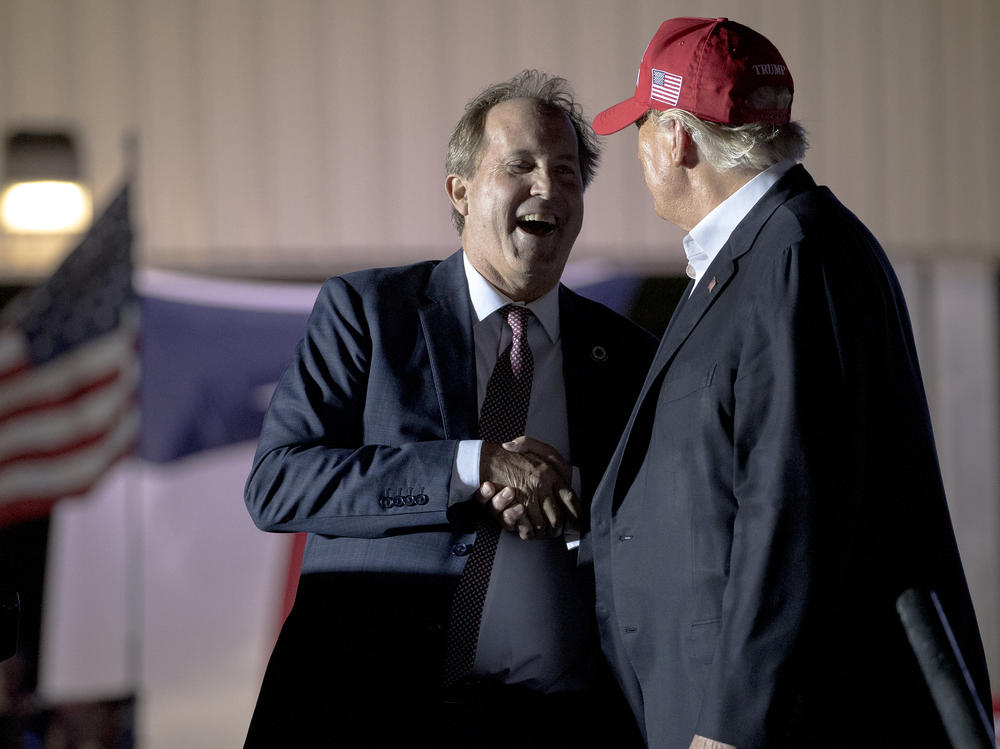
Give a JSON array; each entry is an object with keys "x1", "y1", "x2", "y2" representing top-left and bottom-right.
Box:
[
  {"x1": 0, "y1": 389, "x2": 138, "y2": 468},
  {"x1": 0, "y1": 328, "x2": 31, "y2": 384},
  {"x1": 0, "y1": 351, "x2": 139, "y2": 459},
  {"x1": 0, "y1": 365, "x2": 125, "y2": 426},
  {"x1": 0, "y1": 407, "x2": 139, "y2": 503},
  {"x1": 0, "y1": 432, "x2": 137, "y2": 526},
  {"x1": 0, "y1": 322, "x2": 136, "y2": 420},
  {"x1": 0, "y1": 497, "x2": 61, "y2": 526}
]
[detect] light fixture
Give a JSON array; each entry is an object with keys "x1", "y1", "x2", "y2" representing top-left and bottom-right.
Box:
[{"x1": 1, "y1": 132, "x2": 92, "y2": 234}]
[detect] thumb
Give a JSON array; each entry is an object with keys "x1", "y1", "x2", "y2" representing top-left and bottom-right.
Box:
[{"x1": 501, "y1": 435, "x2": 529, "y2": 452}]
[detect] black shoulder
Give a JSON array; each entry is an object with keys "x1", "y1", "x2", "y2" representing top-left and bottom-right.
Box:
[{"x1": 337, "y1": 258, "x2": 441, "y2": 297}]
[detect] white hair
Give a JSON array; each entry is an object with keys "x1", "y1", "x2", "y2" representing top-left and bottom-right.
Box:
[{"x1": 647, "y1": 97, "x2": 808, "y2": 173}]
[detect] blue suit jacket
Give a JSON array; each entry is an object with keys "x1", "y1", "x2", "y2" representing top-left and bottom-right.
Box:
[
  {"x1": 243, "y1": 250, "x2": 656, "y2": 746},
  {"x1": 589, "y1": 166, "x2": 992, "y2": 749},
  {"x1": 246, "y1": 249, "x2": 656, "y2": 574}
]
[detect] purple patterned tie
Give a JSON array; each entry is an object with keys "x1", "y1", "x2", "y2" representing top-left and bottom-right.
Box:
[{"x1": 443, "y1": 305, "x2": 534, "y2": 686}]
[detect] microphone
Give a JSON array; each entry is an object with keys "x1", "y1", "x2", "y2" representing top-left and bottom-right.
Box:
[{"x1": 896, "y1": 587, "x2": 995, "y2": 749}]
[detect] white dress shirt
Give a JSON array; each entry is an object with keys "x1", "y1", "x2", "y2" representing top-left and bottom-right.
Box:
[
  {"x1": 448, "y1": 252, "x2": 591, "y2": 693},
  {"x1": 683, "y1": 159, "x2": 796, "y2": 292}
]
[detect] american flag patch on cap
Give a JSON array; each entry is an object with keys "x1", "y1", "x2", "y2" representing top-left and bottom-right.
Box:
[{"x1": 651, "y1": 69, "x2": 682, "y2": 106}]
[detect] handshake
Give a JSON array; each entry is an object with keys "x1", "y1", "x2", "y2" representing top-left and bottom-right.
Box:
[{"x1": 477, "y1": 436, "x2": 580, "y2": 541}]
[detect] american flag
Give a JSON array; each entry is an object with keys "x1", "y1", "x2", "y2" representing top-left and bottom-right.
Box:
[
  {"x1": 651, "y1": 68, "x2": 683, "y2": 106},
  {"x1": 0, "y1": 184, "x2": 138, "y2": 526}
]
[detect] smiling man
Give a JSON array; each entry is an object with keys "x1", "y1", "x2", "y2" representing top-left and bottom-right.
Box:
[
  {"x1": 447, "y1": 95, "x2": 584, "y2": 304},
  {"x1": 242, "y1": 70, "x2": 655, "y2": 748}
]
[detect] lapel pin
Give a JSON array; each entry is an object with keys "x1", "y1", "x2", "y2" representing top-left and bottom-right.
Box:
[
  {"x1": 708, "y1": 276, "x2": 717, "y2": 293},
  {"x1": 591, "y1": 345, "x2": 608, "y2": 362}
]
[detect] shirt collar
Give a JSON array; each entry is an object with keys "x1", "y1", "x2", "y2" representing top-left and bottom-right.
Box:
[
  {"x1": 683, "y1": 159, "x2": 796, "y2": 284},
  {"x1": 462, "y1": 251, "x2": 560, "y2": 343}
]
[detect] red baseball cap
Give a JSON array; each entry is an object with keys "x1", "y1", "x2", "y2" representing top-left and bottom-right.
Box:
[{"x1": 593, "y1": 17, "x2": 793, "y2": 135}]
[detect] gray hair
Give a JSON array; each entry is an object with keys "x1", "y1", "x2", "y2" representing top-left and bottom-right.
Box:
[
  {"x1": 646, "y1": 90, "x2": 808, "y2": 172},
  {"x1": 446, "y1": 69, "x2": 601, "y2": 234}
]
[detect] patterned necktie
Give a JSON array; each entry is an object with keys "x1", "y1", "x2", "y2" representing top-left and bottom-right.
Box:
[{"x1": 443, "y1": 304, "x2": 534, "y2": 686}]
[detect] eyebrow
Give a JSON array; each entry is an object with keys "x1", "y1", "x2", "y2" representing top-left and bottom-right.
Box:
[{"x1": 504, "y1": 148, "x2": 579, "y2": 162}]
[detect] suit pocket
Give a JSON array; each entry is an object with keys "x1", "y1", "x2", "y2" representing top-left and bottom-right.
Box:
[
  {"x1": 659, "y1": 363, "x2": 717, "y2": 405},
  {"x1": 687, "y1": 618, "x2": 721, "y2": 665}
]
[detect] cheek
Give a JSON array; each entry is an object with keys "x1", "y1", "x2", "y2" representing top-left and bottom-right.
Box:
[
  {"x1": 637, "y1": 146, "x2": 655, "y2": 183},
  {"x1": 478, "y1": 184, "x2": 515, "y2": 221},
  {"x1": 640, "y1": 158, "x2": 659, "y2": 194}
]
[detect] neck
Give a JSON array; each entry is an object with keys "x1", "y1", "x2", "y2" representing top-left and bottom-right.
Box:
[{"x1": 682, "y1": 164, "x2": 761, "y2": 231}]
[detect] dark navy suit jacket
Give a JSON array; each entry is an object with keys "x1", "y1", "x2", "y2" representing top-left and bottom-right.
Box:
[
  {"x1": 588, "y1": 165, "x2": 992, "y2": 749},
  {"x1": 244, "y1": 249, "x2": 656, "y2": 745}
]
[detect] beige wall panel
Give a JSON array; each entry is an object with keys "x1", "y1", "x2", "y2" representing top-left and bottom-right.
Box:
[
  {"x1": 315, "y1": 0, "x2": 345, "y2": 257},
  {"x1": 69, "y1": 0, "x2": 138, "y2": 203},
  {"x1": 380, "y1": 0, "x2": 454, "y2": 256},
  {"x1": 323, "y1": 0, "x2": 394, "y2": 256},
  {"x1": 941, "y1": 0, "x2": 998, "y2": 249},
  {"x1": 811, "y1": 2, "x2": 888, "y2": 237},
  {"x1": 881, "y1": 0, "x2": 943, "y2": 249},
  {"x1": 258, "y1": 0, "x2": 329, "y2": 258},
  {"x1": 198, "y1": 0, "x2": 268, "y2": 255},
  {"x1": 503, "y1": 0, "x2": 576, "y2": 76},
  {"x1": 580, "y1": 0, "x2": 689, "y2": 266},
  {"x1": 136, "y1": 0, "x2": 207, "y2": 263},
  {"x1": 575, "y1": 0, "x2": 677, "y2": 265},
  {"x1": 0, "y1": 0, "x2": 997, "y2": 272},
  {"x1": 0, "y1": 4, "x2": 7, "y2": 129},
  {"x1": 2, "y1": 0, "x2": 73, "y2": 121}
]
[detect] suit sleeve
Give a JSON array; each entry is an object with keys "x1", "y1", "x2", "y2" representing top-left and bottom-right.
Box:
[
  {"x1": 695, "y1": 235, "x2": 866, "y2": 746},
  {"x1": 244, "y1": 277, "x2": 463, "y2": 539}
]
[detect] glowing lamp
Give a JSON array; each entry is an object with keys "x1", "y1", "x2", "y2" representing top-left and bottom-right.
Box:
[{"x1": 1, "y1": 132, "x2": 92, "y2": 234}]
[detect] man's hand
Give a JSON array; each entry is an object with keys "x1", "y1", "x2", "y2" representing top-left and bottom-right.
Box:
[
  {"x1": 478, "y1": 437, "x2": 578, "y2": 540},
  {"x1": 690, "y1": 735, "x2": 736, "y2": 749}
]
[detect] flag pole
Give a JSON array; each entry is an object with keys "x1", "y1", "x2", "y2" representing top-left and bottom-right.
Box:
[{"x1": 121, "y1": 130, "x2": 144, "y2": 707}]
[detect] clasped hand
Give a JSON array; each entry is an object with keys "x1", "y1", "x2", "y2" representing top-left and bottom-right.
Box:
[{"x1": 477, "y1": 436, "x2": 580, "y2": 540}]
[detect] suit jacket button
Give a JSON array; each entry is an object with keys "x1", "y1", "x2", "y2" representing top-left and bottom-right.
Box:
[
  {"x1": 392, "y1": 496, "x2": 404, "y2": 507},
  {"x1": 378, "y1": 497, "x2": 390, "y2": 509},
  {"x1": 403, "y1": 495, "x2": 416, "y2": 506},
  {"x1": 417, "y1": 494, "x2": 429, "y2": 505},
  {"x1": 451, "y1": 543, "x2": 470, "y2": 556}
]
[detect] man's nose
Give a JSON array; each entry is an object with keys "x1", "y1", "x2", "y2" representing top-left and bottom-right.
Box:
[{"x1": 529, "y1": 167, "x2": 552, "y2": 198}]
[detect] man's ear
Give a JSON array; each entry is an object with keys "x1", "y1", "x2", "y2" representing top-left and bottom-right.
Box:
[
  {"x1": 445, "y1": 174, "x2": 469, "y2": 216},
  {"x1": 668, "y1": 118, "x2": 697, "y2": 168},
  {"x1": 668, "y1": 118, "x2": 694, "y2": 167}
]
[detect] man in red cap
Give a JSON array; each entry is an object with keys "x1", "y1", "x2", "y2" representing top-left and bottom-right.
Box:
[{"x1": 585, "y1": 16, "x2": 993, "y2": 749}]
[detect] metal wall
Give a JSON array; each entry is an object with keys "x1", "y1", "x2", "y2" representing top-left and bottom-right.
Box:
[{"x1": 0, "y1": 0, "x2": 997, "y2": 275}]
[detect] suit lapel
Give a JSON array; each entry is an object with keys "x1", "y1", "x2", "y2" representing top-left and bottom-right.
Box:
[
  {"x1": 559, "y1": 287, "x2": 594, "y2": 466},
  {"x1": 418, "y1": 251, "x2": 478, "y2": 439}
]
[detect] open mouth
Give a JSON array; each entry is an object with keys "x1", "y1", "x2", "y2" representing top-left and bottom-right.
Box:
[{"x1": 516, "y1": 213, "x2": 558, "y2": 236}]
